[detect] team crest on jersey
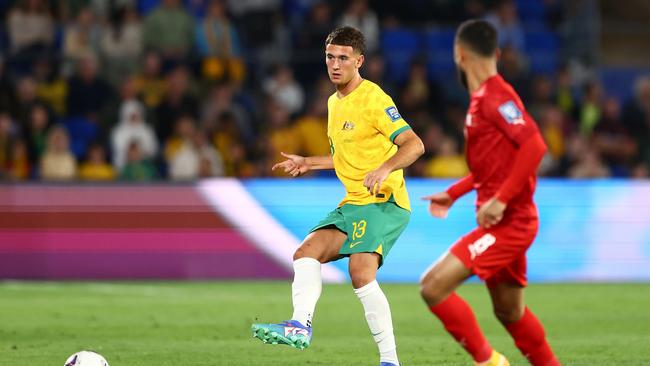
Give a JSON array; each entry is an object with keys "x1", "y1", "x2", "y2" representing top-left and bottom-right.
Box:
[
  {"x1": 342, "y1": 121, "x2": 355, "y2": 130},
  {"x1": 384, "y1": 106, "x2": 401, "y2": 122},
  {"x1": 498, "y1": 100, "x2": 525, "y2": 125}
]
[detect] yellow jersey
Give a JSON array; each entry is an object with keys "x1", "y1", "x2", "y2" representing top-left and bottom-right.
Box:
[{"x1": 328, "y1": 79, "x2": 412, "y2": 211}]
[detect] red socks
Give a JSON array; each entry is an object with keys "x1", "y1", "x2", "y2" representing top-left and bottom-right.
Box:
[
  {"x1": 429, "y1": 292, "x2": 493, "y2": 362},
  {"x1": 505, "y1": 307, "x2": 561, "y2": 366}
]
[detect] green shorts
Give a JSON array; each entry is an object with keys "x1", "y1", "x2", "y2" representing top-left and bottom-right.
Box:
[{"x1": 309, "y1": 197, "x2": 410, "y2": 265}]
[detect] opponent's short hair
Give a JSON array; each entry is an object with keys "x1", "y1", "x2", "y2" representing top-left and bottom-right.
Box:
[
  {"x1": 455, "y1": 19, "x2": 498, "y2": 57},
  {"x1": 325, "y1": 26, "x2": 366, "y2": 55}
]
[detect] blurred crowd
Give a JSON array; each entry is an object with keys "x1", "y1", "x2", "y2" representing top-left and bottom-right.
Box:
[{"x1": 0, "y1": 0, "x2": 648, "y2": 182}]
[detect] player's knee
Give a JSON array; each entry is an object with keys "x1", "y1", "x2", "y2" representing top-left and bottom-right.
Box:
[
  {"x1": 493, "y1": 305, "x2": 524, "y2": 324},
  {"x1": 419, "y1": 273, "x2": 446, "y2": 305},
  {"x1": 293, "y1": 247, "x2": 307, "y2": 261},
  {"x1": 349, "y1": 267, "x2": 375, "y2": 289}
]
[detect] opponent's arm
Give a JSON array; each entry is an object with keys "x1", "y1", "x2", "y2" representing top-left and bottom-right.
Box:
[
  {"x1": 364, "y1": 129, "x2": 424, "y2": 195},
  {"x1": 421, "y1": 174, "x2": 474, "y2": 218},
  {"x1": 477, "y1": 133, "x2": 547, "y2": 228},
  {"x1": 272, "y1": 152, "x2": 333, "y2": 177}
]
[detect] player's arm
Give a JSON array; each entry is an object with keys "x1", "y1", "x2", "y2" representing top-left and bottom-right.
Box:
[
  {"x1": 477, "y1": 97, "x2": 547, "y2": 228},
  {"x1": 421, "y1": 174, "x2": 474, "y2": 218},
  {"x1": 364, "y1": 129, "x2": 425, "y2": 195},
  {"x1": 272, "y1": 152, "x2": 333, "y2": 177}
]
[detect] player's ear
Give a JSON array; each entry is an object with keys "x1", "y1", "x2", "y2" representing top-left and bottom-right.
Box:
[
  {"x1": 494, "y1": 47, "x2": 502, "y2": 61},
  {"x1": 454, "y1": 43, "x2": 463, "y2": 64},
  {"x1": 356, "y1": 54, "x2": 365, "y2": 69}
]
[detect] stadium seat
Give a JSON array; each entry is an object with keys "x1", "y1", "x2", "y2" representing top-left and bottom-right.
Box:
[
  {"x1": 424, "y1": 28, "x2": 456, "y2": 78},
  {"x1": 62, "y1": 117, "x2": 100, "y2": 159},
  {"x1": 381, "y1": 29, "x2": 421, "y2": 84},
  {"x1": 525, "y1": 31, "x2": 560, "y2": 74}
]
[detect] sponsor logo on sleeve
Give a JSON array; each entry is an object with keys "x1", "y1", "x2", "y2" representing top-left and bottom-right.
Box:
[
  {"x1": 385, "y1": 106, "x2": 402, "y2": 122},
  {"x1": 497, "y1": 100, "x2": 526, "y2": 125}
]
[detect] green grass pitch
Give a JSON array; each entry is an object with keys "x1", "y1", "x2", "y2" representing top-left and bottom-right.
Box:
[{"x1": 1, "y1": 282, "x2": 649, "y2": 365}]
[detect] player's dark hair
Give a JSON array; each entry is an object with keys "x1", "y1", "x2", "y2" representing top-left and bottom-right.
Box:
[
  {"x1": 455, "y1": 19, "x2": 498, "y2": 57},
  {"x1": 325, "y1": 26, "x2": 366, "y2": 55}
]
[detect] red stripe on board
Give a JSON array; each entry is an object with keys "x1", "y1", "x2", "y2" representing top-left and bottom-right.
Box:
[
  {"x1": 0, "y1": 230, "x2": 259, "y2": 253},
  {"x1": 0, "y1": 212, "x2": 229, "y2": 228}
]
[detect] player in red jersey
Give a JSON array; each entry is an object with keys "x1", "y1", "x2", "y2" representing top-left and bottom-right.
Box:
[{"x1": 420, "y1": 20, "x2": 561, "y2": 366}]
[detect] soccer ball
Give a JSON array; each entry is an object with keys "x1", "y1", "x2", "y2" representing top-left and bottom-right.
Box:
[{"x1": 64, "y1": 351, "x2": 109, "y2": 366}]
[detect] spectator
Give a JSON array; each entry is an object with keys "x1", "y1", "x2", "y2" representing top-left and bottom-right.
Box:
[
  {"x1": 563, "y1": 135, "x2": 609, "y2": 178},
  {"x1": 264, "y1": 101, "x2": 300, "y2": 176},
  {"x1": 263, "y1": 64, "x2": 304, "y2": 115},
  {"x1": 0, "y1": 58, "x2": 16, "y2": 114},
  {"x1": 362, "y1": 53, "x2": 393, "y2": 95},
  {"x1": 212, "y1": 112, "x2": 254, "y2": 177},
  {"x1": 66, "y1": 53, "x2": 112, "y2": 120},
  {"x1": 24, "y1": 103, "x2": 52, "y2": 165},
  {"x1": 423, "y1": 135, "x2": 468, "y2": 178},
  {"x1": 579, "y1": 81, "x2": 603, "y2": 137},
  {"x1": 528, "y1": 75, "x2": 554, "y2": 121},
  {"x1": 593, "y1": 97, "x2": 637, "y2": 175},
  {"x1": 555, "y1": 65, "x2": 576, "y2": 115},
  {"x1": 119, "y1": 140, "x2": 157, "y2": 181},
  {"x1": 623, "y1": 76, "x2": 650, "y2": 169},
  {"x1": 111, "y1": 99, "x2": 158, "y2": 170},
  {"x1": 100, "y1": 5, "x2": 143, "y2": 86},
  {"x1": 200, "y1": 82, "x2": 253, "y2": 142},
  {"x1": 155, "y1": 66, "x2": 199, "y2": 142},
  {"x1": 7, "y1": 139, "x2": 30, "y2": 180},
  {"x1": 13, "y1": 76, "x2": 42, "y2": 125},
  {"x1": 339, "y1": 0, "x2": 379, "y2": 53},
  {"x1": 164, "y1": 115, "x2": 196, "y2": 165},
  {"x1": 0, "y1": 113, "x2": 17, "y2": 178},
  {"x1": 78, "y1": 143, "x2": 116, "y2": 181},
  {"x1": 63, "y1": 7, "x2": 102, "y2": 72},
  {"x1": 40, "y1": 125, "x2": 77, "y2": 180},
  {"x1": 568, "y1": 147, "x2": 610, "y2": 178},
  {"x1": 485, "y1": 0, "x2": 525, "y2": 53},
  {"x1": 293, "y1": 2, "x2": 334, "y2": 86},
  {"x1": 33, "y1": 59, "x2": 68, "y2": 116},
  {"x1": 498, "y1": 45, "x2": 530, "y2": 99},
  {"x1": 196, "y1": 0, "x2": 245, "y2": 83},
  {"x1": 538, "y1": 106, "x2": 567, "y2": 164},
  {"x1": 293, "y1": 96, "x2": 329, "y2": 157},
  {"x1": 7, "y1": 0, "x2": 54, "y2": 55},
  {"x1": 133, "y1": 51, "x2": 167, "y2": 109},
  {"x1": 169, "y1": 129, "x2": 224, "y2": 180},
  {"x1": 398, "y1": 59, "x2": 444, "y2": 118},
  {"x1": 143, "y1": 0, "x2": 194, "y2": 59}
]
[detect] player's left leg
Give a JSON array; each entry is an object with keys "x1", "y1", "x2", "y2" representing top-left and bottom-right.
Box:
[
  {"x1": 488, "y1": 281, "x2": 561, "y2": 366},
  {"x1": 349, "y1": 252, "x2": 400, "y2": 366}
]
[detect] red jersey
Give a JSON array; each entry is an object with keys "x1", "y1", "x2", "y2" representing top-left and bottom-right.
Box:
[{"x1": 463, "y1": 74, "x2": 541, "y2": 219}]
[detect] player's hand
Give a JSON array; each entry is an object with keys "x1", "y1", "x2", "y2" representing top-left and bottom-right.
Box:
[
  {"x1": 477, "y1": 197, "x2": 507, "y2": 228},
  {"x1": 421, "y1": 191, "x2": 454, "y2": 218},
  {"x1": 364, "y1": 166, "x2": 391, "y2": 196},
  {"x1": 271, "y1": 152, "x2": 309, "y2": 177}
]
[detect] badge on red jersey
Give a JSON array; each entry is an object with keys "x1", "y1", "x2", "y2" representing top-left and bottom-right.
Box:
[{"x1": 497, "y1": 101, "x2": 526, "y2": 125}]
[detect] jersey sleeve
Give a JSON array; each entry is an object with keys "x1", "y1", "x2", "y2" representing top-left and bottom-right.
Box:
[
  {"x1": 481, "y1": 91, "x2": 539, "y2": 146},
  {"x1": 371, "y1": 93, "x2": 412, "y2": 143}
]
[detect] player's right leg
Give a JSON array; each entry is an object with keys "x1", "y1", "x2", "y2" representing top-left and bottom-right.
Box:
[
  {"x1": 252, "y1": 227, "x2": 346, "y2": 349},
  {"x1": 420, "y1": 251, "x2": 505, "y2": 365},
  {"x1": 487, "y1": 274, "x2": 561, "y2": 365}
]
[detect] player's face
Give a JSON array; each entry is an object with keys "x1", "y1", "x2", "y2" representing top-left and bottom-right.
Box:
[
  {"x1": 325, "y1": 44, "x2": 364, "y2": 85},
  {"x1": 454, "y1": 42, "x2": 469, "y2": 90}
]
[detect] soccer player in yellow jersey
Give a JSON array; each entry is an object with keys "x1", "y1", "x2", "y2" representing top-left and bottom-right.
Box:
[{"x1": 252, "y1": 27, "x2": 424, "y2": 366}]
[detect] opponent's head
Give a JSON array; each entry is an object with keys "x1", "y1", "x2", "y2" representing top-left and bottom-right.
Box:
[
  {"x1": 325, "y1": 26, "x2": 365, "y2": 86},
  {"x1": 454, "y1": 19, "x2": 498, "y2": 89}
]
